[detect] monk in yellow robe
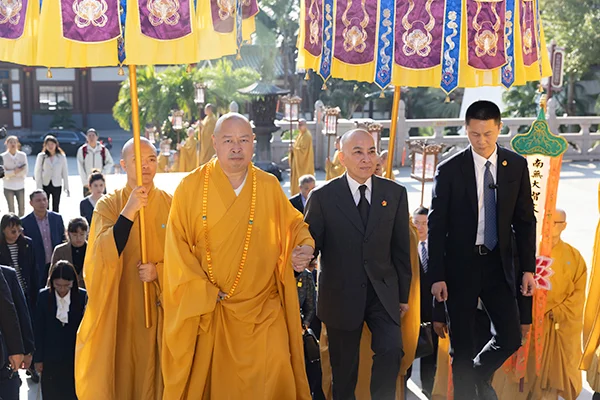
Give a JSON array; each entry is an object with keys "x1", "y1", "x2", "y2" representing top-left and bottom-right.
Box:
[
  {"x1": 178, "y1": 127, "x2": 198, "y2": 172},
  {"x1": 157, "y1": 138, "x2": 172, "y2": 173},
  {"x1": 493, "y1": 209, "x2": 587, "y2": 400},
  {"x1": 75, "y1": 137, "x2": 172, "y2": 400},
  {"x1": 162, "y1": 113, "x2": 315, "y2": 399},
  {"x1": 325, "y1": 136, "x2": 345, "y2": 180},
  {"x1": 198, "y1": 104, "x2": 217, "y2": 166},
  {"x1": 289, "y1": 119, "x2": 315, "y2": 196},
  {"x1": 380, "y1": 150, "x2": 396, "y2": 181},
  {"x1": 581, "y1": 184, "x2": 600, "y2": 397}
]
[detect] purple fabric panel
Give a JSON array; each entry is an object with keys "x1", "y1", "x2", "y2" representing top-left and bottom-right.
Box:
[
  {"x1": 139, "y1": 0, "x2": 192, "y2": 40},
  {"x1": 467, "y1": 0, "x2": 507, "y2": 69},
  {"x1": 333, "y1": 0, "x2": 377, "y2": 65},
  {"x1": 60, "y1": 0, "x2": 120, "y2": 42},
  {"x1": 0, "y1": 0, "x2": 28, "y2": 39},
  {"x1": 211, "y1": 0, "x2": 234, "y2": 33},
  {"x1": 304, "y1": 0, "x2": 323, "y2": 57}
]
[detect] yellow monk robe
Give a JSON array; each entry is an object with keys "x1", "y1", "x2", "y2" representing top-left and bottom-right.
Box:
[
  {"x1": 320, "y1": 220, "x2": 421, "y2": 399},
  {"x1": 179, "y1": 137, "x2": 198, "y2": 172},
  {"x1": 581, "y1": 184, "x2": 600, "y2": 391},
  {"x1": 431, "y1": 337, "x2": 453, "y2": 400},
  {"x1": 75, "y1": 185, "x2": 172, "y2": 400},
  {"x1": 382, "y1": 167, "x2": 397, "y2": 181},
  {"x1": 162, "y1": 159, "x2": 313, "y2": 399},
  {"x1": 493, "y1": 240, "x2": 587, "y2": 400},
  {"x1": 157, "y1": 154, "x2": 169, "y2": 173},
  {"x1": 289, "y1": 130, "x2": 315, "y2": 196},
  {"x1": 325, "y1": 150, "x2": 345, "y2": 181},
  {"x1": 198, "y1": 114, "x2": 217, "y2": 166}
]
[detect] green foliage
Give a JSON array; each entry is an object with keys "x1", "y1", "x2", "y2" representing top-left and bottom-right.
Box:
[
  {"x1": 112, "y1": 61, "x2": 260, "y2": 138},
  {"x1": 502, "y1": 82, "x2": 542, "y2": 118},
  {"x1": 318, "y1": 80, "x2": 374, "y2": 119}
]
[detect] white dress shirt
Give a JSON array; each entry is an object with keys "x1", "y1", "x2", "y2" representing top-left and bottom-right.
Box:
[
  {"x1": 472, "y1": 147, "x2": 498, "y2": 246},
  {"x1": 56, "y1": 290, "x2": 71, "y2": 325},
  {"x1": 346, "y1": 174, "x2": 372, "y2": 205}
]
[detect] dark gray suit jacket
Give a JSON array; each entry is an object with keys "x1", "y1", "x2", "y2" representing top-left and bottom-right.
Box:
[{"x1": 304, "y1": 174, "x2": 411, "y2": 331}]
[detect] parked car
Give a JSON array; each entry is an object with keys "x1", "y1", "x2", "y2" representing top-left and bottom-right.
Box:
[{"x1": 18, "y1": 129, "x2": 113, "y2": 156}]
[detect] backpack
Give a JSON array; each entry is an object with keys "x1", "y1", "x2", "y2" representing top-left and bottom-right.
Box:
[{"x1": 82, "y1": 144, "x2": 106, "y2": 166}]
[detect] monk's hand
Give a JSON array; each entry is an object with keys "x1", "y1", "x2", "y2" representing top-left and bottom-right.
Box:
[
  {"x1": 122, "y1": 186, "x2": 149, "y2": 220},
  {"x1": 400, "y1": 303, "x2": 409, "y2": 317},
  {"x1": 433, "y1": 322, "x2": 448, "y2": 339},
  {"x1": 137, "y1": 261, "x2": 158, "y2": 282},
  {"x1": 291, "y1": 245, "x2": 314, "y2": 272},
  {"x1": 521, "y1": 272, "x2": 535, "y2": 297},
  {"x1": 431, "y1": 281, "x2": 448, "y2": 302}
]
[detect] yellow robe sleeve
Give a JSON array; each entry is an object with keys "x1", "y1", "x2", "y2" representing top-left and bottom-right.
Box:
[
  {"x1": 75, "y1": 199, "x2": 123, "y2": 399},
  {"x1": 162, "y1": 175, "x2": 221, "y2": 394},
  {"x1": 550, "y1": 249, "x2": 587, "y2": 327}
]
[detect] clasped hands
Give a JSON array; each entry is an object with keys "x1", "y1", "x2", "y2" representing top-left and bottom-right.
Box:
[
  {"x1": 7, "y1": 353, "x2": 33, "y2": 373},
  {"x1": 291, "y1": 245, "x2": 314, "y2": 272}
]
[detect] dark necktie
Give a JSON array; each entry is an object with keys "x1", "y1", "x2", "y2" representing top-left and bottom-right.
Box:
[
  {"x1": 357, "y1": 185, "x2": 369, "y2": 227},
  {"x1": 420, "y1": 242, "x2": 428, "y2": 273},
  {"x1": 484, "y1": 160, "x2": 498, "y2": 250}
]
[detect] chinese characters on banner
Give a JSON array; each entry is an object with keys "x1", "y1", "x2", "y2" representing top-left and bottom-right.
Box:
[{"x1": 526, "y1": 155, "x2": 551, "y2": 255}]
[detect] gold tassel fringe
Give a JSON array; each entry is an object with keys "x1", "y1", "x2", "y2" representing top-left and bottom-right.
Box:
[{"x1": 46, "y1": 68, "x2": 52, "y2": 79}]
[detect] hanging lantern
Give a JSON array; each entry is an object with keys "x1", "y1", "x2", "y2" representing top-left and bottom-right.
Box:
[
  {"x1": 170, "y1": 110, "x2": 185, "y2": 130},
  {"x1": 323, "y1": 107, "x2": 341, "y2": 136},
  {"x1": 407, "y1": 140, "x2": 444, "y2": 206},
  {"x1": 194, "y1": 83, "x2": 206, "y2": 105},
  {"x1": 367, "y1": 122, "x2": 383, "y2": 152},
  {"x1": 281, "y1": 94, "x2": 302, "y2": 122}
]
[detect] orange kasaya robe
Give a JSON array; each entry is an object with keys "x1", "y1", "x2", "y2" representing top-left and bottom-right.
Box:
[
  {"x1": 319, "y1": 219, "x2": 421, "y2": 399},
  {"x1": 179, "y1": 136, "x2": 198, "y2": 173},
  {"x1": 289, "y1": 130, "x2": 315, "y2": 196},
  {"x1": 198, "y1": 114, "x2": 217, "y2": 166},
  {"x1": 581, "y1": 184, "x2": 600, "y2": 391},
  {"x1": 162, "y1": 158, "x2": 313, "y2": 400},
  {"x1": 325, "y1": 150, "x2": 345, "y2": 181},
  {"x1": 75, "y1": 184, "x2": 172, "y2": 400},
  {"x1": 492, "y1": 240, "x2": 587, "y2": 400}
]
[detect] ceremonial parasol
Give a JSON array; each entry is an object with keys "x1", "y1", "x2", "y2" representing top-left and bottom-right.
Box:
[
  {"x1": 0, "y1": 0, "x2": 259, "y2": 328},
  {"x1": 297, "y1": 0, "x2": 552, "y2": 395}
]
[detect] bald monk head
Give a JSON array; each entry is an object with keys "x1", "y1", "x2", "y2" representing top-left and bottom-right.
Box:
[
  {"x1": 212, "y1": 112, "x2": 255, "y2": 177},
  {"x1": 338, "y1": 129, "x2": 377, "y2": 184},
  {"x1": 120, "y1": 137, "x2": 158, "y2": 189},
  {"x1": 187, "y1": 127, "x2": 196, "y2": 139},
  {"x1": 551, "y1": 208, "x2": 567, "y2": 247}
]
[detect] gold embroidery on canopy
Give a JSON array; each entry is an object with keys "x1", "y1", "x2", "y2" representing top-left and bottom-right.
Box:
[
  {"x1": 342, "y1": 0, "x2": 369, "y2": 53},
  {"x1": 217, "y1": 0, "x2": 234, "y2": 21},
  {"x1": 0, "y1": 0, "x2": 23, "y2": 25},
  {"x1": 147, "y1": 0, "x2": 181, "y2": 26},
  {"x1": 401, "y1": 0, "x2": 436, "y2": 58},
  {"x1": 72, "y1": 0, "x2": 109, "y2": 29},
  {"x1": 308, "y1": 0, "x2": 321, "y2": 45},
  {"x1": 472, "y1": 0, "x2": 503, "y2": 58},
  {"x1": 521, "y1": 0, "x2": 534, "y2": 55}
]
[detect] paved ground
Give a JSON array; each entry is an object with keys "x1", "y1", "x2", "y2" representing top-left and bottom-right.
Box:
[{"x1": 14, "y1": 156, "x2": 599, "y2": 399}]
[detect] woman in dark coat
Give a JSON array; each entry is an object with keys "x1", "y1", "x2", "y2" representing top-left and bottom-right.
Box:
[
  {"x1": 0, "y1": 213, "x2": 38, "y2": 313},
  {"x1": 34, "y1": 261, "x2": 87, "y2": 400}
]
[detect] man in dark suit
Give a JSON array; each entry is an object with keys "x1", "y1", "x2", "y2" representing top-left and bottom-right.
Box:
[
  {"x1": 0, "y1": 266, "x2": 35, "y2": 399},
  {"x1": 428, "y1": 101, "x2": 536, "y2": 400},
  {"x1": 289, "y1": 174, "x2": 316, "y2": 214},
  {"x1": 21, "y1": 190, "x2": 66, "y2": 287},
  {"x1": 304, "y1": 129, "x2": 411, "y2": 400}
]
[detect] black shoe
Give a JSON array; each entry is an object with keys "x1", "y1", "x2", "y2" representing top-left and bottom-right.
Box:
[
  {"x1": 475, "y1": 379, "x2": 498, "y2": 400},
  {"x1": 28, "y1": 367, "x2": 40, "y2": 384}
]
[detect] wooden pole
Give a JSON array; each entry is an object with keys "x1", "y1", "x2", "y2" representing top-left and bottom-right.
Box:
[
  {"x1": 386, "y1": 87, "x2": 401, "y2": 179},
  {"x1": 128, "y1": 65, "x2": 152, "y2": 329}
]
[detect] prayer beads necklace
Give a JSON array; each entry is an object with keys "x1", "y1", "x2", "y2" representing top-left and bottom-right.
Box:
[{"x1": 202, "y1": 162, "x2": 257, "y2": 300}]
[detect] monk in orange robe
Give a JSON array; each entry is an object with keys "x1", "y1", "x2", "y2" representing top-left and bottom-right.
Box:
[
  {"x1": 198, "y1": 104, "x2": 217, "y2": 166},
  {"x1": 289, "y1": 119, "x2": 315, "y2": 196},
  {"x1": 325, "y1": 136, "x2": 345, "y2": 180},
  {"x1": 75, "y1": 137, "x2": 172, "y2": 399},
  {"x1": 493, "y1": 209, "x2": 586, "y2": 400},
  {"x1": 162, "y1": 113, "x2": 315, "y2": 399},
  {"x1": 178, "y1": 127, "x2": 198, "y2": 172}
]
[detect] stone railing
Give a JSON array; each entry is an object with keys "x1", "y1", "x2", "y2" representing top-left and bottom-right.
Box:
[{"x1": 271, "y1": 98, "x2": 600, "y2": 170}]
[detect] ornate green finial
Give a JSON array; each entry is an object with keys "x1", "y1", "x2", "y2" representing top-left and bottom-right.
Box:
[{"x1": 511, "y1": 109, "x2": 568, "y2": 157}]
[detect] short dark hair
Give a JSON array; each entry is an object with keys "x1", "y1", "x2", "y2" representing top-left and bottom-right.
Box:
[
  {"x1": 413, "y1": 206, "x2": 429, "y2": 216},
  {"x1": 68, "y1": 217, "x2": 89, "y2": 233},
  {"x1": 29, "y1": 189, "x2": 46, "y2": 201},
  {"x1": 88, "y1": 168, "x2": 105, "y2": 187},
  {"x1": 465, "y1": 100, "x2": 501, "y2": 126},
  {"x1": 0, "y1": 213, "x2": 22, "y2": 234}
]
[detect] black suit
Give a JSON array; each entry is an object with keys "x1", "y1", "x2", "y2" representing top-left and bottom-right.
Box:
[
  {"x1": 428, "y1": 146, "x2": 535, "y2": 398},
  {"x1": 0, "y1": 236, "x2": 39, "y2": 314},
  {"x1": 289, "y1": 193, "x2": 305, "y2": 214},
  {"x1": 34, "y1": 288, "x2": 87, "y2": 400},
  {"x1": 304, "y1": 174, "x2": 411, "y2": 399}
]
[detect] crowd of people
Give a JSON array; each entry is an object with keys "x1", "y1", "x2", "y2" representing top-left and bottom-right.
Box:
[{"x1": 0, "y1": 99, "x2": 599, "y2": 400}]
